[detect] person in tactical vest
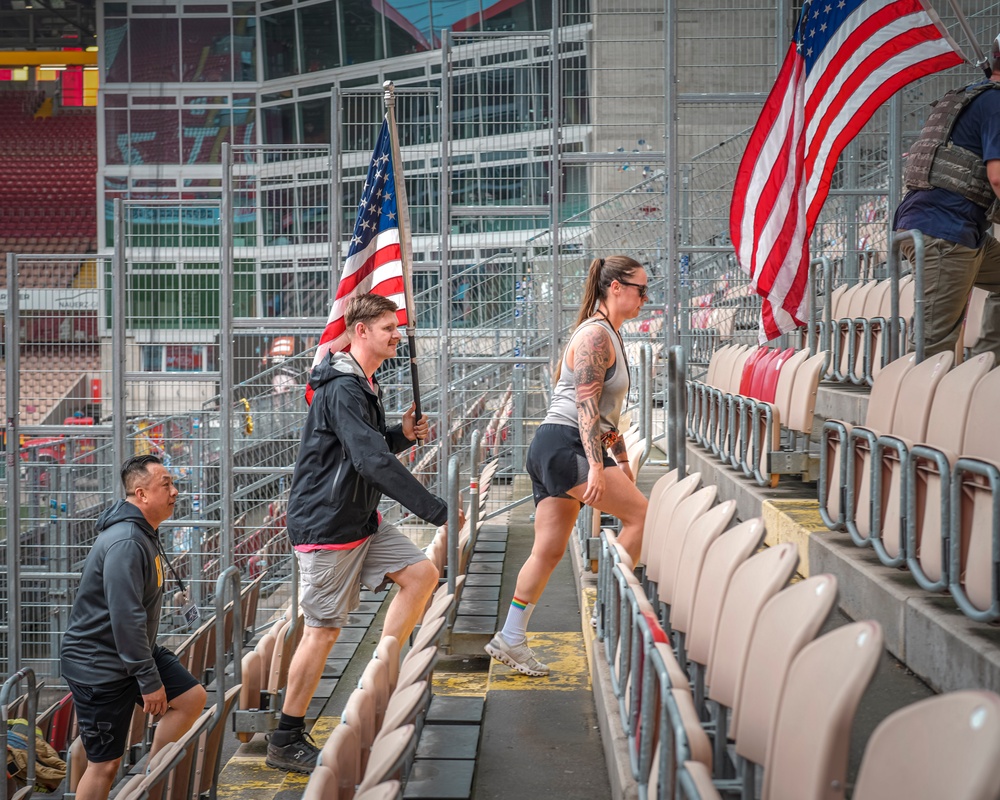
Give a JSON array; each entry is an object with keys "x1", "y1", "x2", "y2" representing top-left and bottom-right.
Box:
[{"x1": 894, "y1": 34, "x2": 1000, "y2": 360}]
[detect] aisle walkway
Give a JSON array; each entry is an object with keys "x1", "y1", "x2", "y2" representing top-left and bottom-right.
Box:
[{"x1": 472, "y1": 502, "x2": 611, "y2": 799}]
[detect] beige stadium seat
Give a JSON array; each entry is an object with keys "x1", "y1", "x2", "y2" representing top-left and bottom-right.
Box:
[
  {"x1": 642, "y1": 472, "x2": 700, "y2": 594},
  {"x1": 835, "y1": 280, "x2": 878, "y2": 382},
  {"x1": 853, "y1": 691, "x2": 1000, "y2": 800},
  {"x1": 668, "y1": 501, "x2": 738, "y2": 663},
  {"x1": 359, "y1": 659, "x2": 390, "y2": 733},
  {"x1": 705, "y1": 543, "x2": 799, "y2": 774},
  {"x1": 192, "y1": 685, "x2": 242, "y2": 799},
  {"x1": 855, "y1": 279, "x2": 893, "y2": 383},
  {"x1": 411, "y1": 616, "x2": 446, "y2": 653},
  {"x1": 950, "y1": 366, "x2": 1000, "y2": 620},
  {"x1": 302, "y1": 764, "x2": 338, "y2": 800},
  {"x1": 866, "y1": 351, "x2": 953, "y2": 564},
  {"x1": 655, "y1": 486, "x2": 718, "y2": 622},
  {"x1": 685, "y1": 519, "x2": 767, "y2": 709},
  {"x1": 907, "y1": 353, "x2": 995, "y2": 592},
  {"x1": 762, "y1": 621, "x2": 883, "y2": 800},
  {"x1": 749, "y1": 348, "x2": 811, "y2": 485},
  {"x1": 373, "y1": 682, "x2": 430, "y2": 745},
  {"x1": 732, "y1": 575, "x2": 839, "y2": 780},
  {"x1": 236, "y1": 651, "x2": 262, "y2": 743},
  {"x1": 963, "y1": 288, "x2": 989, "y2": 353},
  {"x1": 355, "y1": 725, "x2": 416, "y2": 794},
  {"x1": 342, "y1": 688, "x2": 376, "y2": 774},
  {"x1": 396, "y1": 646, "x2": 438, "y2": 693},
  {"x1": 354, "y1": 781, "x2": 402, "y2": 800},
  {"x1": 374, "y1": 635, "x2": 401, "y2": 695},
  {"x1": 638, "y1": 469, "x2": 681, "y2": 571},
  {"x1": 318, "y1": 723, "x2": 360, "y2": 800},
  {"x1": 820, "y1": 352, "x2": 916, "y2": 531},
  {"x1": 679, "y1": 761, "x2": 723, "y2": 800}
]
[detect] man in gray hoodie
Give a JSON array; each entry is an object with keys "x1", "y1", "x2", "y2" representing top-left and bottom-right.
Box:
[{"x1": 61, "y1": 455, "x2": 207, "y2": 800}]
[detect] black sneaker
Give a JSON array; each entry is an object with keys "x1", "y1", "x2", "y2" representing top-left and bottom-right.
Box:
[{"x1": 265, "y1": 728, "x2": 319, "y2": 773}]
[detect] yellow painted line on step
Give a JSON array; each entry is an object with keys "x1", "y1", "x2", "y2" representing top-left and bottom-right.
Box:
[
  {"x1": 487, "y1": 631, "x2": 590, "y2": 691},
  {"x1": 433, "y1": 671, "x2": 489, "y2": 696},
  {"x1": 762, "y1": 499, "x2": 828, "y2": 578},
  {"x1": 215, "y1": 755, "x2": 309, "y2": 800},
  {"x1": 215, "y1": 715, "x2": 340, "y2": 800}
]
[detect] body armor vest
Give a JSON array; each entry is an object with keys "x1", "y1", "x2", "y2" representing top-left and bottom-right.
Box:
[{"x1": 903, "y1": 82, "x2": 1000, "y2": 224}]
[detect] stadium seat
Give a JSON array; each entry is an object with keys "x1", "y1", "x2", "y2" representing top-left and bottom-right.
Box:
[
  {"x1": 731, "y1": 575, "x2": 839, "y2": 790},
  {"x1": 819, "y1": 352, "x2": 916, "y2": 532},
  {"x1": 906, "y1": 353, "x2": 995, "y2": 592},
  {"x1": 949, "y1": 366, "x2": 1000, "y2": 620},
  {"x1": 852, "y1": 691, "x2": 1000, "y2": 800},
  {"x1": 867, "y1": 352, "x2": 953, "y2": 565},
  {"x1": 761, "y1": 621, "x2": 883, "y2": 800},
  {"x1": 705, "y1": 544, "x2": 799, "y2": 775},
  {"x1": 685, "y1": 518, "x2": 766, "y2": 711},
  {"x1": 667, "y1": 500, "x2": 737, "y2": 664},
  {"x1": 654, "y1": 486, "x2": 719, "y2": 627},
  {"x1": 318, "y1": 723, "x2": 360, "y2": 800}
]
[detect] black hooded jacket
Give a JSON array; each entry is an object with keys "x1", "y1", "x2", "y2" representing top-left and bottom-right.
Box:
[
  {"x1": 286, "y1": 352, "x2": 448, "y2": 547},
  {"x1": 60, "y1": 499, "x2": 167, "y2": 693}
]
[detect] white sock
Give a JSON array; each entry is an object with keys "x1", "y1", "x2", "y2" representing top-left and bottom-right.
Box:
[{"x1": 499, "y1": 596, "x2": 535, "y2": 645}]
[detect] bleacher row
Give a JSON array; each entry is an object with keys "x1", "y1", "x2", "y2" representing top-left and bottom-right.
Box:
[
  {"x1": 819, "y1": 349, "x2": 1000, "y2": 622},
  {"x1": 592, "y1": 467, "x2": 1000, "y2": 800},
  {"x1": 0, "y1": 90, "x2": 97, "y2": 242},
  {"x1": 686, "y1": 345, "x2": 827, "y2": 487}
]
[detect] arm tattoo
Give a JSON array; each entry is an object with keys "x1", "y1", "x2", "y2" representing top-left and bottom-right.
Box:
[{"x1": 574, "y1": 326, "x2": 613, "y2": 465}]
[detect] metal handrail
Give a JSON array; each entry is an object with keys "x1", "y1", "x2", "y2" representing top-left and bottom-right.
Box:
[{"x1": 0, "y1": 668, "x2": 37, "y2": 800}]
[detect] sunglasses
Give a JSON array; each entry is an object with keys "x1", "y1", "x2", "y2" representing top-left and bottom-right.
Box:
[{"x1": 619, "y1": 279, "x2": 648, "y2": 299}]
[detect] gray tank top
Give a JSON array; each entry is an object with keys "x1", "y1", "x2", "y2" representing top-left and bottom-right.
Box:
[{"x1": 544, "y1": 317, "x2": 630, "y2": 433}]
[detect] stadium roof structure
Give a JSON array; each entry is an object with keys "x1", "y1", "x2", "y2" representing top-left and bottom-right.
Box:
[{"x1": 0, "y1": 0, "x2": 96, "y2": 50}]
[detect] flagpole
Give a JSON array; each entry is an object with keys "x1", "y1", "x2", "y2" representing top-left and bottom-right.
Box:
[
  {"x1": 942, "y1": 0, "x2": 988, "y2": 74},
  {"x1": 382, "y1": 80, "x2": 423, "y2": 430}
]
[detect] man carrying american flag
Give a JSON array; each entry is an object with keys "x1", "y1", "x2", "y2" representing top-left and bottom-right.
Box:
[{"x1": 266, "y1": 101, "x2": 463, "y2": 775}]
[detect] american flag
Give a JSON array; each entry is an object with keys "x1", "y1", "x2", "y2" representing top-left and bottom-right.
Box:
[
  {"x1": 307, "y1": 117, "x2": 408, "y2": 403},
  {"x1": 730, "y1": 0, "x2": 964, "y2": 341}
]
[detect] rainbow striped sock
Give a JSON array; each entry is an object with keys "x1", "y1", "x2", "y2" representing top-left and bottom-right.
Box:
[{"x1": 499, "y1": 595, "x2": 535, "y2": 645}]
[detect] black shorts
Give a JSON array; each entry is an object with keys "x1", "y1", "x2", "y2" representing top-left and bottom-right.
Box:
[
  {"x1": 525, "y1": 423, "x2": 615, "y2": 504},
  {"x1": 68, "y1": 646, "x2": 200, "y2": 763}
]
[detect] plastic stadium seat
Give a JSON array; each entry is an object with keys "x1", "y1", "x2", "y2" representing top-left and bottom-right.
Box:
[
  {"x1": 907, "y1": 353, "x2": 995, "y2": 592},
  {"x1": 732, "y1": 575, "x2": 839, "y2": 770},
  {"x1": 638, "y1": 469, "x2": 680, "y2": 571},
  {"x1": 820, "y1": 353, "x2": 916, "y2": 531},
  {"x1": 762, "y1": 622, "x2": 883, "y2": 800},
  {"x1": 339, "y1": 689, "x2": 375, "y2": 776},
  {"x1": 950, "y1": 366, "x2": 1000, "y2": 620},
  {"x1": 706, "y1": 544, "x2": 799, "y2": 715},
  {"x1": 318, "y1": 723, "x2": 359, "y2": 800},
  {"x1": 667, "y1": 500, "x2": 738, "y2": 649},
  {"x1": 359, "y1": 659, "x2": 390, "y2": 732},
  {"x1": 655, "y1": 486, "x2": 718, "y2": 619},
  {"x1": 642, "y1": 472, "x2": 701, "y2": 596},
  {"x1": 868, "y1": 352, "x2": 953, "y2": 564},
  {"x1": 685, "y1": 518, "x2": 767, "y2": 694},
  {"x1": 853, "y1": 691, "x2": 1000, "y2": 800}
]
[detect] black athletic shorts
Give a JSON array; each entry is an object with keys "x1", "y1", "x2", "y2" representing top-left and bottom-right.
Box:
[
  {"x1": 525, "y1": 423, "x2": 615, "y2": 504},
  {"x1": 68, "y1": 646, "x2": 200, "y2": 763}
]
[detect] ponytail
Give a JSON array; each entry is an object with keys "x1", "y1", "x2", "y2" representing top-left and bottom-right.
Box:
[{"x1": 553, "y1": 254, "x2": 643, "y2": 382}]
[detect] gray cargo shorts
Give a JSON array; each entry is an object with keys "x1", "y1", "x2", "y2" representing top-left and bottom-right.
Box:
[{"x1": 295, "y1": 520, "x2": 427, "y2": 628}]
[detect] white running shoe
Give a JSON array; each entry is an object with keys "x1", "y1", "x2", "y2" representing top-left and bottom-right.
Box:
[{"x1": 485, "y1": 633, "x2": 550, "y2": 677}]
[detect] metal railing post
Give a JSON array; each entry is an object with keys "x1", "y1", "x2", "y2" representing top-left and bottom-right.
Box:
[
  {"x1": 6, "y1": 253, "x2": 21, "y2": 673},
  {"x1": 668, "y1": 345, "x2": 687, "y2": 475},
  {"x1": 112, "y1": 199, "x2": 127, "y2": 499},
  {"x1": 889, "y1": 230, "x2": 925, "y2": 363},
  {"x1": 447, "y1": 455, "x2": 460, "y2": 601},
  {"x1": 220, "y1": 143, "x2": 235, "y2": 569},
  {"x1": 469, "y1": 430, "x2": 481, "y2": 552},
  {"x1": 641, "y1": 343, "x2": 653, "y2": 464}
]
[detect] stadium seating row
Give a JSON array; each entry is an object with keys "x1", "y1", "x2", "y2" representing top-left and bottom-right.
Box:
[
  {"x1": 686, "y1": 345, "x2": 826, "y2": 487},
  {"x1": 820, "y1": 351, "x2": 1000, "y2": 621},
  {"x1": 597, "y1": 471, "x2": 1000, "y2": 800}
]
